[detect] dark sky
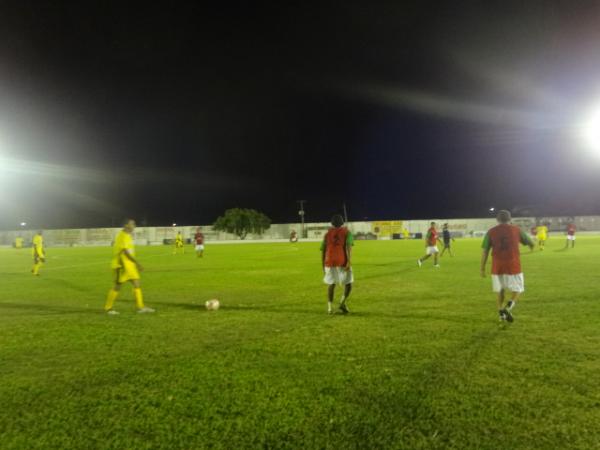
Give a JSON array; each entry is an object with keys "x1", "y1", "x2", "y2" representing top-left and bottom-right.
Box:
[{"x1": 2, "y1": 1, "x2": 600, "y2": 229}]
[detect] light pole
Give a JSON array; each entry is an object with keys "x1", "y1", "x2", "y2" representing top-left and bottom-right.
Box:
[{"x1": 297, "y1": 200, "x2": 306, "y2": 239}]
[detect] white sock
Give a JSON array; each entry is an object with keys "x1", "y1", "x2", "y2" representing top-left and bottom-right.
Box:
[
  {"x1": 328, "y1": 301, "x2": 333, "y2": 312},
  {"x1": 339, "y1": 295, "x2": 346, "y2": 305}
]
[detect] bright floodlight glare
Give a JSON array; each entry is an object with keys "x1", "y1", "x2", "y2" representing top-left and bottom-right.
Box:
[
  {"x1": 489, "y1": 207, "x2": 495, "y2": 212},
  {"x1": 20, "y1": 222, "x2": 26, "y2": 226},
  {"x1": 582, "y1": 108, "x2": 600, "y2": 155},
  {"x1": 172, "y1": 223, "x2": 177, "y2": 227}
]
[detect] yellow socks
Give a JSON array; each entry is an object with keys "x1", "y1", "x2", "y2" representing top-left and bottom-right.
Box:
[
  {"x1": 105, "y1": 289, "x2": 119, "y2": 311},
  {"x1": 134, "y1": 288, "x2": 144, "y2": 309},
  {"x1": 32, "y1": 262, "x2": 42, "y2": 275}
]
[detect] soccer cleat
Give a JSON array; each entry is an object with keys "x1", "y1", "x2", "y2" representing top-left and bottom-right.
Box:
[
  {"x1": 417, "y1": 259, "x2": 422, "y2": 267},
  {"x1": 434, "y1": 264, "x2": 440, "y2": 268},
  {"x1": 499, "y1": 310, "x2": 507, "y2": 321},
  {"x1": 503, "y1": 309, "x2": 514, "y2": 323},
  {"x1": 107, "y1": 310, "x2": 120, "y2": 315},
  {"x1": 339, "y1": 303, "x2": 349, "y2": 314},
  {"x1": 137, "y1": 307, "x2": 155, "y2": 314}
]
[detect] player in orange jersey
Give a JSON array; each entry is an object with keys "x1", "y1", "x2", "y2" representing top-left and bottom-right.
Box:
[
  {"x1": 321, "y1": 215, "x2": 354, "y2": 315},
  {"x1": 480, "y1": 210, "x2": 534, "y2": 322}
]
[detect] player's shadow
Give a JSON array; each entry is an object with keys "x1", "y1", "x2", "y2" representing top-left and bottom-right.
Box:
[{"x1": 150, "y1": 301, "x2": 202, "y2": 310}]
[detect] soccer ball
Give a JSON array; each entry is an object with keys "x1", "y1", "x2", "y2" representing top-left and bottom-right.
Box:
[{"x1": 205, "y1": 299, "x2": 220, "y2": 311}]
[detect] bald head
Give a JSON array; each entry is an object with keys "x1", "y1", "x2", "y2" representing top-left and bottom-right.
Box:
[{"x1": 497, "y1": 210, "x2": 511, "y2": 223}]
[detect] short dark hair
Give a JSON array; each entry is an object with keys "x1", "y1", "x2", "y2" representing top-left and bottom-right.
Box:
[
  {"x1": 430, "y1": 221, "x2": 436, "y2": 226},
  {"x1": 331, "y1": 214, "x2": 344, "y2": 227},
  {"x1": 497, "y1": 210, "x2": 511, "y2": 223},
  {"x1": 123, "y1": 218, "x2": 135, "y2": 226}
]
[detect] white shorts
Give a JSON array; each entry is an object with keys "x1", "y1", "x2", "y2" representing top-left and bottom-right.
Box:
[
  {"x1": 426, "y1": 246, "x2": 439, "y2": 255},
  {"x1": 492, "y1": 273, "x2": 524, "y2": 293},
  {"x1": 323, "y1": 267, "x2": 354, "y2": 285},
  {"x1": 567, "y1": 235, "x2": 576, "y2": 241},
  {"x1": 195, "y1": 244, "x2": 205, "y2": 251}
]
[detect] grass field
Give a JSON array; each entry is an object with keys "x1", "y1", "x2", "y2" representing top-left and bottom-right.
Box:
[{"x1": 1, "y1": 237, "x2": 600, "y2": 449}]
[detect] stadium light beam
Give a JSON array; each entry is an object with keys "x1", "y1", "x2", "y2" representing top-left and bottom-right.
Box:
[
  {"x1": 20, "y1": 222, "x2": 27, "y2": 227},
  {"x1": 581, "y1": 107, "x2": 600, "y2": 156}
]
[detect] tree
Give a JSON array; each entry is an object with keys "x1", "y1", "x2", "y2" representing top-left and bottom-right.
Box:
[{"x1": 213, "y1": 208, "x2": 271, "y2": 240}]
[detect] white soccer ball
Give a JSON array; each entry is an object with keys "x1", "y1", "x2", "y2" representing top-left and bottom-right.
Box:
[{"x1": 205, "y1": 299, "x2": 220, "y2": 311}]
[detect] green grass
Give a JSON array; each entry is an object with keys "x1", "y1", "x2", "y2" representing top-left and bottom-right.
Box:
[{"x1": 1, "y1": 238, "x2": 600, "y2": 449}]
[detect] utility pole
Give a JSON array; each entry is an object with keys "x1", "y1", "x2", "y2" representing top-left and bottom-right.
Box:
[{"x1": 297, "y1": 200, "x2": 306, "y2": 238}]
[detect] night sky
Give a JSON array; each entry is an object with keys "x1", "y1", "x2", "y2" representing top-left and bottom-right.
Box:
[{"x1": 2, "y1": 2, "x2": 600, "y2": 229}]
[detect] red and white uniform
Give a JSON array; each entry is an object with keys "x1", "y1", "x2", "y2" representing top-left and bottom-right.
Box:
[
  {"x1": 194, "y1": 232, "x2": 205, "y2": 250},
  {"x1": 567, "y1": 224, "x2": 576, "y2": 240},
  {"x1": 482, "y1": 224, "x2": 532, "y2": 293},
  {"x1": 425, "y1": 227, "x2": 439, "y2": 255},
  {"x1": 322, "y1": 227, "x2": 354, "y2": 285}
]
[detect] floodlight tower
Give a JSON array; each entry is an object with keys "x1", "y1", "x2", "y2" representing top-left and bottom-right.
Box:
[{"x1": 297, "y1": 200, "x2": 306, "y2": 238}]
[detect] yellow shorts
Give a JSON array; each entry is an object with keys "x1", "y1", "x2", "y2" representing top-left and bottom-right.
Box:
[
  {"x1": 32, "y1": 250, "x2": 45, "y2": 262},
  {"x1": 175, "y1": 241, "x2": 183, "y2": 248},
  {"x1": 113, "y1": 262, "x2": 140, "y2": 284},
  {"x1": 537, "y1": 235, "x2": 547, "y2": 241}
]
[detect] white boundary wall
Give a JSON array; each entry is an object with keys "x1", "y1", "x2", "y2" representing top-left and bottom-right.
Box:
[
  {"x1": 1, "y1": 215, "x2": 599, "y2": 247},
  {"x1": 0, "y1": 216, "x2": 600, "y2": 246}
]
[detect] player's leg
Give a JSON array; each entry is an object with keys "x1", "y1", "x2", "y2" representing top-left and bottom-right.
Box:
[
  {"x1": 339, "y1": 283, "x2": 352, "y2": 314},
  {"x1": 572, "y1": 237, "x2": 575, "y2": 248},
  {"x1": 132, "y1": 279, "x2": 155, "y2": 313},
  {"x1": 105, "y1": 271, "x2": 122, "y2": 314},
  {"x1": 497, "y1": 289, "x2": 506, "y2": 321},
  {"x1": 339, "y1": 268, "x2": 354, "y2": 313},
  {"x1": 327, "y1": 284, "x2": 335, "y2": 314},
  {"x1": 440, "y1": 246, "x2": 446, "y2": 257},
  {"x1": 418, "y1": 253, "x2": 430, "y2": 266},
  {"x1": 504, "y1": 274, "x2": 524, "y2": 322},
  {"x1": 433, "y1": 251, "x2": 440, "y2": 267},
  {"x1": 32, "y1": 255, "x2": 40, "y2": 275}
]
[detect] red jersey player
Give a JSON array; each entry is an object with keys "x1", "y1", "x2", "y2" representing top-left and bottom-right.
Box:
[
  {"x1": 194, "y1": 227, "x2": 205, "y2": 258},
  {"x1": 418, "y1": 222, "x2": 442, "y2": 268},
  {"x1": 565, "y1": 222, "x2": 576, "y2": 249},
  {"x1": 321, "y1": 214, "x2": 354, "y2": 315},
  {"x1": 480, "y1": 210, "x2": 534, "y2": 322}
]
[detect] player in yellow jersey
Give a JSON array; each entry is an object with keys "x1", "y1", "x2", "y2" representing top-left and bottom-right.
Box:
[
  {"x1": 31, "y1": 231, "x2": 45, "y2": 276},
  {"x1": 536, "y1": 224, "x2": 548, "y2": 251},
  {"x1": 104, "y1": 219, "x2": 155, "y2": 315},
  {"x1": 15, "y1": 236, "x2": 24, "y2": 249},
  {"x1": 173, "y1": 231, "x2": 185, "y2": 254}
]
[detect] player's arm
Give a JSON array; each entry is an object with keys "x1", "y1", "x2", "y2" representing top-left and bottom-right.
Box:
[
  {"x1": 320, "y1": 238, "x2": 327, "y2": 273},
  {"x1": 121, "y1": 249, "x2": 144, "y2": 271},
  {"x1": 480, "y1": 233, "x2": 491, "y2": 277},
  {"x1": 519, "y1": 229, "x2": 535, "y2": 251},
  {"x1": 344, "y1": 233, "x2": 354, "y2": 270}
]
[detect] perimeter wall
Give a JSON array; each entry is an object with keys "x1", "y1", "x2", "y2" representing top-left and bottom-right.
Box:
[{"x1": 1, "y1": 215, "x2": 598, "y2": 247}]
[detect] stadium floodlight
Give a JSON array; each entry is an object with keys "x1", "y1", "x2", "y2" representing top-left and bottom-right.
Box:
[
  {"x1": 581, "y1": 106, "x2": 600, "y2": 156},
  {"x1": 489, "y1": 207, "x2": 495, "y2": 212},
  {"x1": 20, "y1": 222, "x2": 26, "y2": 227},
  {"x1": 172, "y1": 223, "x2": 177, "y2": 227}
]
